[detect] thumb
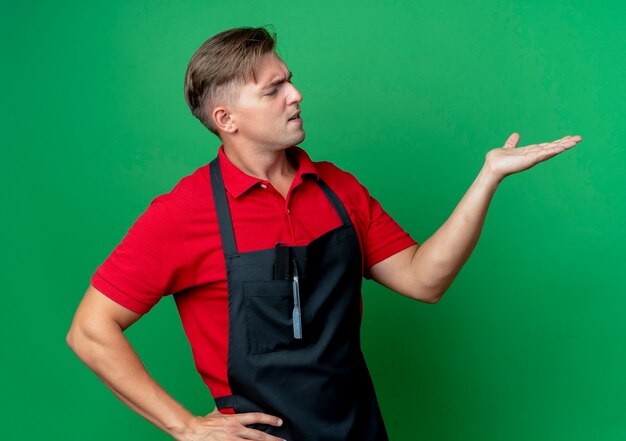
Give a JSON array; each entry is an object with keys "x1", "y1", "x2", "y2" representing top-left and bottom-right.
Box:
[{"x1": 503, "y1": 132, "x2": 520, "y2": 149}]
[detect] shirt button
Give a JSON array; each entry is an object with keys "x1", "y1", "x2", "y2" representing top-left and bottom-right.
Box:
[{"x1": 260, "y1": 184, "x2": 267, "y2": 189}]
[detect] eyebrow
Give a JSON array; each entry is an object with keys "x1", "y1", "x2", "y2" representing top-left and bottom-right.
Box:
[{"x1": 263, "y1": 71, "x2": 293, "y2": 90}]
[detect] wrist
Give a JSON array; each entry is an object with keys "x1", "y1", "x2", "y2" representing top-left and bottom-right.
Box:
[
  {"x1": 168, "y1": 413, "x2": 200, "y2": 441},
  {"x1": 480, "y1": 161, "x2": 505, "y2": 187}
]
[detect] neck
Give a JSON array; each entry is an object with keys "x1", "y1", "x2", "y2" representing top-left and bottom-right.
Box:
[{"x1": 222, "y1": 143, "x2": 297, "y2": 182}]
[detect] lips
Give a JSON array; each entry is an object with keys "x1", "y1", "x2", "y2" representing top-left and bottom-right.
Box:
[{"x1": 288, "y1": 111, "x2": 301, "y2": 121}]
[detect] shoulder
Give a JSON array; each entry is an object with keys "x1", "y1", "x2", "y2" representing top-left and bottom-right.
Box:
[
  {"x1": 145, "y1": 162, "x2": 216, "y2": 231},
  {"x1": 314, "y1": 159, "x2": 372, "y2": 202},
  {"x1": 309, "y1": 158, "x2": 376, "y2": 233},
  {"x1": 316, "y1": 160, "x2": 358, "y2": 184}
]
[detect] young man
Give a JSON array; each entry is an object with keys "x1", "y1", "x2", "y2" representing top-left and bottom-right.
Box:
[{"x1": 67, "y1": 27, "x2": 581, "y2": 441}]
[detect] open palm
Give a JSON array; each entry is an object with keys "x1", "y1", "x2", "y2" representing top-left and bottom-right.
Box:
[{"x1": 485, "y1": 133, "x2": 582, "y2": 180}]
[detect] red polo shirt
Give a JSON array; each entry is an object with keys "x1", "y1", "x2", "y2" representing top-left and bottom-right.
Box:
[{"x1": 91, "y1": 145, "x2": 417, "y2": 399}]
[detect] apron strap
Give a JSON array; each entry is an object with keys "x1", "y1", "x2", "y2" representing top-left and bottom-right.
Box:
[
  {"x1": 209, "y1": 156, "x2": 353, "y2": 257},
  {"x1": 214, "y1": 394, "x2": 266, "y2": 412},
  {"x1": 214, "y1": 394, "x2": 236, "y2": 409},
  {"x1": 317, "y1": 178, "x2": 353, "y2": 226},
  {"x1": 209, "y1": 158, "x2": 238, "y2": 256}
]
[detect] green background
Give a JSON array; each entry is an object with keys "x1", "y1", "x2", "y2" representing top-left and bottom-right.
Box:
[{"x1": 2, "y1": 0, "x2": 624, "y2": 439}]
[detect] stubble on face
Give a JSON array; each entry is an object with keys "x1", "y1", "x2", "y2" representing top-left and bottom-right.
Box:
[{"x1": 226, "y1": 52, "x2": 305, "y2": 153}]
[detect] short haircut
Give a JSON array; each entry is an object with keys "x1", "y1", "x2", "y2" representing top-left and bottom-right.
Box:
[{"x1": 184, "y1": 26, "x2": 277, "y2": 136}]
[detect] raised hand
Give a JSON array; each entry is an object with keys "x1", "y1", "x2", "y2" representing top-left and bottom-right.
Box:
[
  {"x1": 182, "y1": 408, "x2": 285, "y2": 441},
  {"x1": 484, "y1": 133, "x2": 582, "y2": 182}
]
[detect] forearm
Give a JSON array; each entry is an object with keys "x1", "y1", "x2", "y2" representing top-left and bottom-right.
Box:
[
  {"x1": 67, "y1": 322, "x2": 195, "y2": 441},
  {"x1": 412, "y1": 164, "x2": 501, "y2": 299},
  {"x1": 371, "y1": 134, "x2": 580, "y2": 303}
]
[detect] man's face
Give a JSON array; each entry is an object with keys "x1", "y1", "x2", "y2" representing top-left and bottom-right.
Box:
[{"x1": 225, "y1": 51, "x2": 304, "y2": 151}]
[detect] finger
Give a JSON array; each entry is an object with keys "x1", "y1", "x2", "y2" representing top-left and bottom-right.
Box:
[
  {"x1": 542, "y1": 135, "x2": 582, "y2": 146},
  {"x1": 551, "y1": 138, "x2": 579, "y2": 150},
  {"x1": 233, "y1": 412, "x2": 283, "y2": 428},
  {"x1": 532, "y1": 142, "x2": 568, "y2": 154},
  {"x1": 534, "y1": 138, "x2": 578, "y2": 151},
  {"x1": 527, "y1": 141, "x2": 572, "y2": 162},
  {"x1": 235, "y1": 426, "x2": 286, "y2": 441},
  {"x1": 557, "y1": 134, "x2": 583, "y2": 142},
  {"x1": 503, "y1": 132, "x2": 520, "y2": 149}
]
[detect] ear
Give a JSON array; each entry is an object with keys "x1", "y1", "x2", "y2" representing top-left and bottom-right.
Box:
[{"x1": 212, "y1": 106, "x2": 237, "y2": 134}]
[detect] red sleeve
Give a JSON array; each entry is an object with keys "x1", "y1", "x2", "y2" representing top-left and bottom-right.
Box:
[
  {"x1": 90, "y1": 197, "x2": 194, "y2": 314},
  {"x1": 362, "y1": 191, "x2": 418, "y2": 278},
  {"x1": 316, "y1": 160, "x2": 418, "y2": 279}
]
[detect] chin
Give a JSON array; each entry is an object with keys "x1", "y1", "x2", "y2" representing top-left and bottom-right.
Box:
[
  {"x1": 278, "y1": 133, "x2": 305, "y2": 150},
  {"x1": 294, "y1": 130, "x2": 306, "y2": 145}
]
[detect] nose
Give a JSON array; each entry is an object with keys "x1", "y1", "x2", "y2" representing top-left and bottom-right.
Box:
[{"x1": 286, "y1": 82, "x2": 303, "y2": 104}]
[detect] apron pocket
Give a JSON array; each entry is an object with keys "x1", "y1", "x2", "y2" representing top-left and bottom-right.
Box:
[{"x1": 244, "y1": 280, "x2": 296, "y2": 355}]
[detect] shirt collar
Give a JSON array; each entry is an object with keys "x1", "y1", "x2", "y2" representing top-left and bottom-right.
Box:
[{"x1": 217, "y1": 145, "x2": 319, "y2": 198}]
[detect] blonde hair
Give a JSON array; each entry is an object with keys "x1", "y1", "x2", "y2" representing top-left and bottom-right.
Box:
[{"x1": 183, "y1": 26, "x2": 277, "y2": 136}]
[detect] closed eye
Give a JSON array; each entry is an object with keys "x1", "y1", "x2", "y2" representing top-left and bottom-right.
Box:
[{"x1": 263, "y1": 71, "x2": 293, "y2": 96}]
